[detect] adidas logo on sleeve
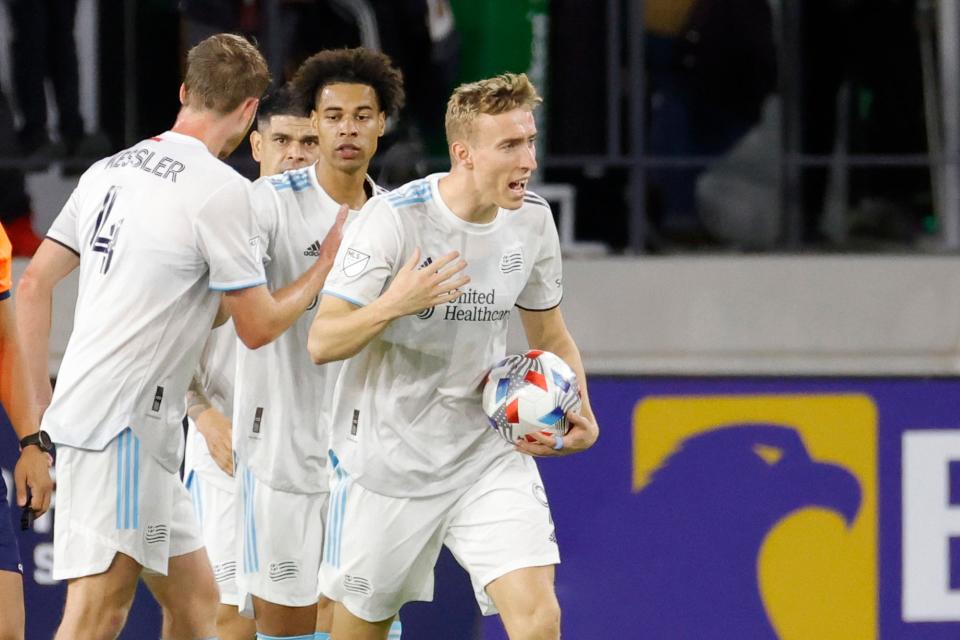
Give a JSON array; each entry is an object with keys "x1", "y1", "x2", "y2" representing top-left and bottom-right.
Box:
[{"x1": 303, "y1": 241, "x2": 321, "y2": 257}]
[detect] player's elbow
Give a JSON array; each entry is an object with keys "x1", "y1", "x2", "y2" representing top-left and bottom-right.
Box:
[
  {"x1": 233, "y1": 321, "x2": 274, "y2": 350},
  {"x1": 307, "y1": 332, "x2": 334, "y2": 365},
  {"x1": 14, "y1": 264, "x2": 49, "y2": 307}
]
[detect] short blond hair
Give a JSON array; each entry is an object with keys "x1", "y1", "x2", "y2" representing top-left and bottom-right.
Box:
[
  {"x1": 445, "y1": 73, "x2": 542, "y2": 144},
  {"x1": 183, "y1": 34, "x2": 271, "y2": 114}
]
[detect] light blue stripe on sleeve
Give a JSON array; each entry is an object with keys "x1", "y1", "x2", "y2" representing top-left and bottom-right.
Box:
[
  {"x1": 210, "y1": 278, "x2": 268, "y2": 292},
  {"x1": 321, "y1": 289, "x2": 366, "y2": 308},
  {"x1": 389, "y1": 195, "x2": 433, "y2": 208}
]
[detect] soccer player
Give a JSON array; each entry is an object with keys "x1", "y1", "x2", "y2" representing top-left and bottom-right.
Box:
[
  {"x1": 15, "y1": 34, "x2": 345, "y2": 639},
  {"x1": 307, "y1": 72, "x2": 600, "y2": 640},
  {"x1": 232, "y1": 48, "x2": 405, "y2": 640},
  {"x1": 183, "y1": 84, "x2": 320, "y2": 640},
  {"x1": 0, "y1": 221, "x2": 54, "y2": 640}
]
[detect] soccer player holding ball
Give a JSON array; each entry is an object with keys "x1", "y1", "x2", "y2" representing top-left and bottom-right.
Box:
[{"x1": 309, "y1": 73, "x2": 599, "y2": 640}]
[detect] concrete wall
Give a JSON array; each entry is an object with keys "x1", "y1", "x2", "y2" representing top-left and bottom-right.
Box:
[
  {"x1": 16, "y1": 255, "x2": 960, "y2": 377},
  {"x1": 508, "y1": 256, "x2": 960, "y2": 375}
]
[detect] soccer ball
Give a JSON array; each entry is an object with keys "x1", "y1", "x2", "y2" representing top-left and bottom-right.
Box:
[{"x1": 482, "y1": 350, "x2": 582, "y2": 444}]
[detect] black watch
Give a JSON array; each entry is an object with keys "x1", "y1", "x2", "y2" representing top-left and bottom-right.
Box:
[{"x1": 20, "y1": 430, "x2": 54, "y2": 454}]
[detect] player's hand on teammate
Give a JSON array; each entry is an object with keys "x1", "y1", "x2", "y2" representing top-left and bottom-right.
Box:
[
  {"x1": 197, "y1": 408, "x2": 235, "y2": 476},
  {"x1": 15, "y1": 445, "x2": 53, "y2": 515},
  {"x1": 318, "y1": 204, "x2": 350, "y2": 265},
  {"x1": 381, "y1": 248, "x2": 470, "y2": 317},
  {"x1": 515, "y1": 410, "x2": 600, "y2": 458}
]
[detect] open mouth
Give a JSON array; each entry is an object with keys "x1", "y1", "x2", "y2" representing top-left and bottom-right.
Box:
[{"x1": 508, "y1": 179, "x2": 528, "y2": 196}]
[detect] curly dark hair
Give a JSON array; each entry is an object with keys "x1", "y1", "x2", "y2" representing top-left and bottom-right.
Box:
[{"x1": 291, "y1": 47, "x2": 406, "y2": 117}]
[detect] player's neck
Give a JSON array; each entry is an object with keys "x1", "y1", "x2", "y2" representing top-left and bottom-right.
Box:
[
  {"x1": 438, "y1": 171, "x2": 498, "y2": 224},
  {"x1": 170, "y1": 109, "x2": 234, "y2": 158},
  {"x1": 315, "y1": 161, "x2": 369, "y2": 210}
]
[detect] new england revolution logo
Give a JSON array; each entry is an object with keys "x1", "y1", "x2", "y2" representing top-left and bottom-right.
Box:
[{"x1": 500, "y1": 249, "x2": 524, "y2": 274}]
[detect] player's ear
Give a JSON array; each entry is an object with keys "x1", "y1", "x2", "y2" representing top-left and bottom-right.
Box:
[
  {"x1": 239, "y1": 97, "x2": 259, "y2": 124},
  {"x1": 178, "y1": 83, "x2": 187, "y2": 106},
  {"x1": 250, "y1": 130, "x2": 262, "y2": 161},
  {"x1": 377, "y1": 112, "x2": 386, "y2": 137},
  {"x1": 451, "y1": 141, "x2": 473, "y2": 169},
  {"x1": 310, "y1": 109, "x2": 320, "y2": 131}
]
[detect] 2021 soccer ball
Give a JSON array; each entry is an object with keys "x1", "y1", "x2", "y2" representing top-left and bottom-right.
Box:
[{"x1": 482, "y1": 350, "x2": 582, "y2": 444}]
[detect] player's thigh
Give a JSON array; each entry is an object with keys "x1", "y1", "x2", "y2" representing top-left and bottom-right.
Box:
[
  {"x1": 186, "y1": 470, "x2": 242, "y2": 606},
  {"x1": 319, "y1": 465, "x2": 455, "y2": 623},
  {"x1": 141, "y1": 477, "x2": 216, "y2": 617},
  {"x1": 60, "y1": 552, "x2": 142, "y2": 620},
  {"x1": 236, "y1": 465, "x2": 328, "y2": 616},
  {"x1": 330, "y1": 601, "x2": 395, "y2": 640},
  {"x1": 55, "y1": 430, "x2": 202, "y2": 581},
  {"x1": 485, "y1": 565, "x2": 558, "y2": 629},
  {"x1": 443, "y1": 452, "x2": 560, "y2": 616},
  {"x1": 143, "y1": 547, "x2": 218, "y2": 613},
  {"x1": 0, "y1": 569, "x2": 24, "y2": 640}
]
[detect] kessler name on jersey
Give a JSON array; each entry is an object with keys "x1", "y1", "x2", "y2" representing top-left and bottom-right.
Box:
[{"x1": 105, "y1": 146, "x2": 186, "y2": 182}]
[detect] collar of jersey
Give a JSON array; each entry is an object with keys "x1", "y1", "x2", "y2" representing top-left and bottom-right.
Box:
[
  {"x1": 429, "y1": 173, "x2": 506, "y2": 235},
  {"x1": 157, "y1": 130, "x2": 207, "y2": 149},
  {"x1": 309, "y1": 163, "x2": 378, "y2": 214}
]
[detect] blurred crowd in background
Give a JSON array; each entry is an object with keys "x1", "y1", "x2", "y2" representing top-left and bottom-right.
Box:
[{"x1": 0, "y1": 0, "x2": 941, "y2": 255}]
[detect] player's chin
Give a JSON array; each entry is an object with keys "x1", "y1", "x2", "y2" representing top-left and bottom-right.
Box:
[
  {"x1": 497, "y1": 191, "x2": 526, "y2": 210},
  {"x1": 330, "y1": 154, "x2": 368, "y2": 172}
]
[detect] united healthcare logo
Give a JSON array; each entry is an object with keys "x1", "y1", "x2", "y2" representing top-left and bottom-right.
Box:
[{"x1": 632, "y1": 394, "x2": 877, "y2": 639}]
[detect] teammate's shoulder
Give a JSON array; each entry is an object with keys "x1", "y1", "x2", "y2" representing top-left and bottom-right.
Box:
[
  {"x1": 381, "y1": 176, "x2": 435, "y2": 210},
  {"x1": 521, "y1": 189, "x2": 551, "y2": 212},
  {"x1": 263, "y1": 166, "x2": 314, "y2": 194}
]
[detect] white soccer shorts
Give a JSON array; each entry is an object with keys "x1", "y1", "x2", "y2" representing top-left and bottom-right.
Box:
[
  {"x1": 185, "y1": 469, "x2": 241, "y2": 605},
  {"x1": 54, "y1": 428, "x2": 204, "y2": 580},
  {"x1": 236, "y1": 462, "x2": 329, "y2": 616},
  {"x1": 318, "y1": 451, "x2": 560, "y2": 622}
]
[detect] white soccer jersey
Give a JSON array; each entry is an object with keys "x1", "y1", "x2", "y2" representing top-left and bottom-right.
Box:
[
  {"x1": 43, "y1": 131, "x2": 266, "y2": 473},
  {"x1": 184, "y1": 318, "x2": 237, "y2": 491},
  {"x1": 233, "y1": 164, "x2": 385, "y2": 494},
  {"x1": 321, "y1": 173, "x2": 564, "y2": 498}
]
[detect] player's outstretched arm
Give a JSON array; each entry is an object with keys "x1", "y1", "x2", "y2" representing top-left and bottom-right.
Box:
[
  {"x1": 14, "y1": 240, "x2": 80, "y2": 419},
  {"x1": 516, "y1": 306, "x2": 599, "y2": 458},
  {"x1": 308, "y1": 248, "x2": 469, "y2": 364},
  {"x1": 2, "y1": 290, "x2": 54, "y2": 515},
  {"x1": 225, "y1": 204, "x2": 349, "y2": 349}
]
